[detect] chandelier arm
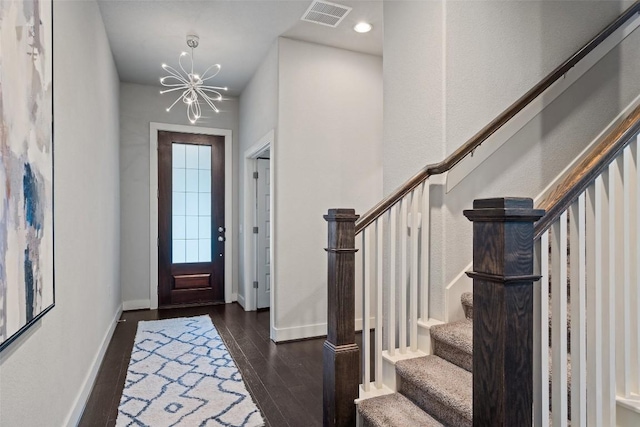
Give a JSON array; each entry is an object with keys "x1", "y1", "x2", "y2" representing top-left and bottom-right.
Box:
[
  {"x1": 178, "y1": 52, "x2": 191, "y2": 77},
  {"x1": 160, "y1": 86, "x2": 190, "y2": 95},
  {"x1": 160, "y1": 76, "x2": 190, "y2": 87},
  {"x1": 196, "y1": 89, "x2": 221, "y2": 101},
  {"x1": 196, "y1": 89, "x2": 220, "y2": 113},
  {"x1": 198, "y1": 87, "x2": 224, "y2": 94},
  {"x1": 199, "y1": 64, "x2": 221, "y2": 81},
  {"x1": 198, "y1": 89, "x2": 223, "y2": 100},
  {"x1": 199, "y1": 85, "x2": 227, "y2": 91},
  {"x1": 162, "y1": 66, "x2": 190, "y2": 84},
  {"x1": 167, "y1": 90, "x2": 188, "y2": 112},
  {"x1": 186, "y1": 94, "x2": 195, "y2": 122},
  {"x1": 161, "y1": 84, "x2": 189, "y2": 90}
]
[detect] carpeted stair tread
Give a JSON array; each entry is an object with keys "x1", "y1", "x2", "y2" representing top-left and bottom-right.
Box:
[
  {"x1": 461, "y1": 292, "x2": 473, "y2": 320},
  {"x1": 358, "y1": 393, "x2": 445, "y2": 427},
  {"x1": 430, "y1": 319, "x2": 473, "y2": 371},
  {"x1": 396, "y1": 355, "x2": 472, "y2": 427}
]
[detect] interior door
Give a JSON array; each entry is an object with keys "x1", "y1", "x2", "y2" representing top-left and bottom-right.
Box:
[
  {"x1": 158, "y1": 131, "x2": 225, "y2": 307},
  {"x1": 256, "y1": 158, "x2": 270, "y2": 309}
]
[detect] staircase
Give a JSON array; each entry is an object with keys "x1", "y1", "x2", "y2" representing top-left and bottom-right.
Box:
[
  {"x1": 358, "y1": 294, "x2": 473, "y2": 426},
  {"x1": 358, "y1": 291, "x2": 574, "y2": 426},
  {"x1": 321, "y1": 3, "x2": 640, "y2": 426}
]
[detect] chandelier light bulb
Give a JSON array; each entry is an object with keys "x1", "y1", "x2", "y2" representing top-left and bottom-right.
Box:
[{"x1": 160, "y1": 34, "x2": 227, "y2": 124}]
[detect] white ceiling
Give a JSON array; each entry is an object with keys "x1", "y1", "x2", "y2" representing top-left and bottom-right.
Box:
[{"x1": 97, "y1": 0, "x2": 383, "y2": 96}]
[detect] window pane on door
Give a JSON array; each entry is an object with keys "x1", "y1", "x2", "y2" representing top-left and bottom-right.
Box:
[{"x1": 172, "y1": 143, "x2": 212, "y2": 263}]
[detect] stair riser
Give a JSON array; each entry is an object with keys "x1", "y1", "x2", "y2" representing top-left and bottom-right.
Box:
[
  {"x1": 463, "y1": 304, "x2": 473, "y2": 320},
  {"x1": 399, "y1": 378, "x2": 472, "y2": 427},
  {"x1": 432, "y1": 340, "x2": 472, "y2": 372}
]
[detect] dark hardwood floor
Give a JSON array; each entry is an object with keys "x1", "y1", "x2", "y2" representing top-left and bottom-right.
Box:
[{"x1": 79, "y1": 303, "x2": 328, "y2": 427}]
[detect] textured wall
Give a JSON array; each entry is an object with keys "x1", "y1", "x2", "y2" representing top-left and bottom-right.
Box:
[
  {"x1": 238, "y1": 42, "x2": 279, "y2": 307},
  {"x1": 119, "y1": 82, "x2": 239, "y2": 306},
  {"x1": 383, "y1": 0, "x2": 633, "y2": 319},
  {"x1": 274, "y1": 38, "x2": 383, "y2": 340},
  {"x1": 0, "y1": 1, "x2": 121, "y2": 425}
]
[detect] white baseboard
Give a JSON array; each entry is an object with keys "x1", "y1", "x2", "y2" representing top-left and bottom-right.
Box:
[
  {"x1": 225, "y1": 292, "x2": 238, "y2": 304},
  {"x1": 122, "y1": 299, "x2": 150, "y2": 311},
  {"x1": 237, "y1": 293, "x2": 246, "y2": 309},
  {"x1": 272, "y1": 322, "x2": 327, "y2": 342},
  {"x1": 64, "y1": 303, "x2": 123, "y2": 427},
  {"x1": 272, "y1": 317, "x2": 376, "y2": 342}
]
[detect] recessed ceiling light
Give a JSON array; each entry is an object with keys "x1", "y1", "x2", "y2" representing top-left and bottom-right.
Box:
[{"x1": 354, "y1": 22, "x2": 372, "y2": 33}]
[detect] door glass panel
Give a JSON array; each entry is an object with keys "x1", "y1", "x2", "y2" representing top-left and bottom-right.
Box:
[{"x1": 172, "y1": 143, "x2": 212, "y2": 263}]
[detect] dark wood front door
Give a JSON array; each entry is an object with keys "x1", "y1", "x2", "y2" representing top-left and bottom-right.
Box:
[{"x1": 158, "y1": 131, "x2": 225, "y2": 307}]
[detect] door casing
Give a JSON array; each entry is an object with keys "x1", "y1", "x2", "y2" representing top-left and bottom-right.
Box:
[
  {"x1": 150, "y1": 122, "x2": 233, "y2": 310},
  {"x1": 242, "y1": 130, "x2": 275, "y2": 338}
]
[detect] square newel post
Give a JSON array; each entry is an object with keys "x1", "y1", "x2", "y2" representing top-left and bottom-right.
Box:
[
  {"x1": 463, "y1": 198, "x2": 544, "y2": 427},
  {"x1": 323, "y1": 209, "x2": 360, "y2": 427}
]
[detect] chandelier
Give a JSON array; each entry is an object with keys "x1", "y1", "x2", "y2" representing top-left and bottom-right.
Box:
[{"x1": 160, "y1": 34, "x2": 227, "y2": 124}]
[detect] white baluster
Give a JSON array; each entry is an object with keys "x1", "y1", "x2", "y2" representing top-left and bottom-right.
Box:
[
  {"x1": 362, "y1": 229, "x2": 371, "y2": 392},
  {"x1": 388, "y1": 206, "x2": 397, "y2": 357},
  {"x1": 569, "y1": 194, "x2": 586, "y2": 427},
  {"x1": 635, "y1": 135, "x2": 640, "y2": 394},
  {"x1": 605, "y1": 161, "x2": 620, "y2": 426},
  {"x1": 421, "y1": 181, "x2": 430, "y2": 321},
  {"x1": 551, "y1": 214, "x2": 568, "y2": 425},
  {"x1": 533, "y1": 231, "x2": 550, "y2": 427},
  {"x1": 400, "y1": 197, "x2": 408, "y2": 354},
  {"x1": 410, "y1": 191, "x2": 419, "y2": 352},
  {"x1": 586, "y1": 179, "x2": 603, "y2": 425},
  {"x1": 375, "y1": 218, "x2": 383, "y2": 389},
  {"x1": 619, "y1": 145, "x2": 636, "y2": 398}
]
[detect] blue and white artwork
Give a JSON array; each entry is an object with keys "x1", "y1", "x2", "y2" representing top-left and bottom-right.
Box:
[{"x1": 0, "y1": 0, "x2": 54, "y2": 351}]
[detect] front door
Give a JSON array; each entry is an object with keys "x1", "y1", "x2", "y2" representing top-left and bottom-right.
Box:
[{"x1": 158, "y1": 131, "x2": 225, "y2": 307}]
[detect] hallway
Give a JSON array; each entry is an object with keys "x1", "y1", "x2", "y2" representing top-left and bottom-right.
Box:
[{"x1": 79, "y1": 304, "x2": 324, "y2": 427}]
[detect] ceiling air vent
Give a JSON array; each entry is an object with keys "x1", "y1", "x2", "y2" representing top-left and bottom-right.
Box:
[{"x1": 301, "y1": 1, "x2": 352, "y2": 28}]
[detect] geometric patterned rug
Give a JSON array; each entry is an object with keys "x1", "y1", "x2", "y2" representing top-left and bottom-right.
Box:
[{"x1": 116, "y1": 315, "x2": 264, "y2": 427}]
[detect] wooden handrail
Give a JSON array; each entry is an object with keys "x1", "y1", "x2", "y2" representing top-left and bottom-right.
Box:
[
  {"x1": 534, "y1": 104, "x2": 640, "y2": 240},
  {"x1": 355, "y1": 0, "x2": 640, "y2": 235}
]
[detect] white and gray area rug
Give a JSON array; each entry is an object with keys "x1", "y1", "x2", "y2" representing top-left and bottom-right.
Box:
[{"x1": 116, "y1": 315, "x2": 264, "y2": 427}]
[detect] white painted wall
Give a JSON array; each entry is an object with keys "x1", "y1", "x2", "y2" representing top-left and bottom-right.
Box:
[
  {"x1": 0, "y1": 1, "x2": 121, "y2": 425},
  {"x1": 444, "y1": 0, "x2": 629, "y2": 155},
  {"x1": 382, "y1": 0, "x2": 445, "y2": 194},
  {"x1": 119, "y1": 82, "x2": 239, "y2": 308},
  {"x1": 238, "y1": 42, "x2": 278, "y2": 309},
  {"x1": 274, "y1": 38, "x2": 383, "y2": 341},
  {"x1": 442, "y1": 21, "x2": 640, "y2": 302},
  {"x1": 383, "y1": 0, "x2": 637, "y2": 320}
]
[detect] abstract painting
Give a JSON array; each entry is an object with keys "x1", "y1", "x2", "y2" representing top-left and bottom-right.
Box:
[{"x1": 0, "y1": 0, "x2": 54, "y2": 351}]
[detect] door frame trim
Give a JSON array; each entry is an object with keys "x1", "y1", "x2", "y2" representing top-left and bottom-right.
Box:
[
  {"x1": 242, "y1": 130, "x2": 275, "y2": 336},
  {"x1": 149, "y1": 122, "x2": 234, "y2": 310}
]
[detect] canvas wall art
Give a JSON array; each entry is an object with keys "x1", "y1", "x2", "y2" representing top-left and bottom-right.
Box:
[{"x1": 0, "y1": 0, "x2": 54, "y2": 351}]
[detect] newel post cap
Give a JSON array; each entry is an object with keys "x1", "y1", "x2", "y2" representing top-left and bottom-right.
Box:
[
  {"x1": 324, "y1": 209, "x2": 360, "y2": 222},
  {"x1": 463, "y1": 197, "x2": 544, "y2": 222}
]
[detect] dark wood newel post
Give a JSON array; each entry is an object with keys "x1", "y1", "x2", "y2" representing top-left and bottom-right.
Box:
[
  {"x1": 463, "y1": 198, "x2": 544, "y2": 427},
  {"x1": 323, "y1": 209, "x2": 360, "y2": 427}
]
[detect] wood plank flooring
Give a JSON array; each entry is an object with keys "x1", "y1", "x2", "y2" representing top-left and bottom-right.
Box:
[{"x1": 78, "y1": 304, "x2": 329, "y2": 427}]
